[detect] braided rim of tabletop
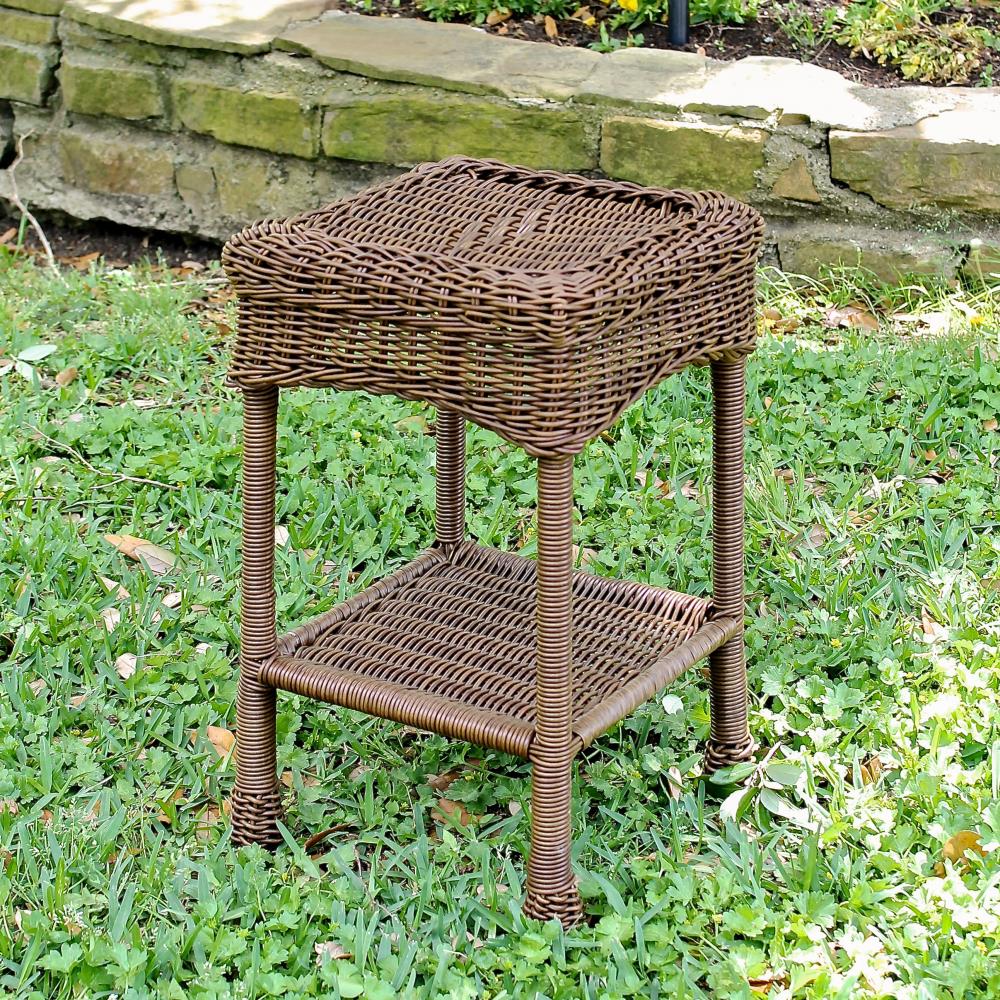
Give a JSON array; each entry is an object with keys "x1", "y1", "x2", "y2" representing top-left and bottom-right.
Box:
[{"x1": 223, "y1": 157, "x2": 764, "y2": 926}]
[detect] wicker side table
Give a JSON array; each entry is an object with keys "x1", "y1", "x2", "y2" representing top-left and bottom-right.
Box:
[{"x1": 223, "y1": 157, "x2": 764, "y2": 926}]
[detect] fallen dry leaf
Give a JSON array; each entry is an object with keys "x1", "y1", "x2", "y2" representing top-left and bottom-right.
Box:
[
  {"x1": 824, "y1": 304, "x2": 879, "y2": 331},
  {"x1": 55, "y1": 366, "x2": 78, "y2": 387},
  {"x1": 104, "y1": 534, "x2": 177, "y2": 575},
  {"x1": 427, "y1": 770, "x2": 461, "y2": 793},
  {"x1": 0, "y1": 227, "x2": 17, "y2": 245},
  {"x1": 936, "y1": 830, "x2": 987, "y2": 875},
  {"x1": 190, "y1": 725, "x2": 235, "y2": 758},
  {"x1": 28, "y1": 678, "x2": 47, "y2": 696},
  {"x1": 70, "y1": 693, "x2": 88, "y2": 709},
  {"x1": 432, "y1": 798, "x2": 477, "y2": 826},
  {"x1": 115, "y1": 654, "x2": 138, "y2": 679},
  {"x1": 274, "y1": 525, "x2": 290, "y2": 548},
  {"x1": 156, "y1": 788, "x2": 185, "y2": 824},
  {"x1": 195, "y1": 804, "x2": 224, "y2": 841},
  {"x1": 486, "y1": 8, "x2": 511, "y2": 23},
  {"x1": 544, "y1": 13, "x2": 559, "y2": 36},
  {"x1": 666, "y1": 766, "x2": 683, "y2": 801},
  {"x1": 984, "y1": 418, "x2": 999, "y2": 432},
  {"x1": 303, "y1": 823, "x2": 353, "y2": 852},
  {"x1": 315, "y1": 941, "x2": 353, "y2": 963},
  {"x1": 572, "y1": 545, "x2": 598, "y2": 568},
  {"x1": 859, "y1": 754, "x2": 883, "y2": 785},
  {"x1": 921, "y1": 608, "x2": 948, "y2": 644},
  {"x1": 792, "y1": 524, "x2": 828, "y2": 549},
  {"x1": 0, "y1": 800, "x2": 18, "y2": 816},
  {"x1": 99, "y1": 575, "x2": 130, "y2": 600},
  {"x1": 57, "y1": 251, "x2": 100, "y2": 270},
  {"x1": 101, "y1": 607, "x2": 122, "y2": 633}
]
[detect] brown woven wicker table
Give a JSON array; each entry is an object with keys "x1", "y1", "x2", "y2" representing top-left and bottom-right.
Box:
[{"x1": 223, "y1": 156, "x2": 764, "y2": 926}]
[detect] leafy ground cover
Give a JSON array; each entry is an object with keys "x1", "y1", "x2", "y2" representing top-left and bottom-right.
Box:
[
  {"x1": 2, "y1": 244, "x2": 1000, "y2": 998},
  {"x1": 336, "y1": 0, "x2": 1000, "y2": 86}
]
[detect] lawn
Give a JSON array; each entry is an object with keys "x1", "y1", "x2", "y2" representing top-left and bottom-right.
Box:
[{"x1": 2, "y1": 249, "x2": 1000, "y2": 999}]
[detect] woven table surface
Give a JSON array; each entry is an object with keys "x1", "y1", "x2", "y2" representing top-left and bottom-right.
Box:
[{"x1": 259, "y1": 542, "x2": 734, "y2": 757}]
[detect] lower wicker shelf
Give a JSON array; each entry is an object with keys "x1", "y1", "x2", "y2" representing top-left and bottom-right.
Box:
[{"x1": 259, "y1": 541, "x2": 739, "y2": 758}]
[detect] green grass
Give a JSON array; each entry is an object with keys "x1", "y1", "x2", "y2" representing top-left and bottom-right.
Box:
[{"x1": 1, "y1": 249, "x2": 1000, "y2": 999}]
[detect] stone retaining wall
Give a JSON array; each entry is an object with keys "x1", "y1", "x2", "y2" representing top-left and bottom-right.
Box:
[{"x1": 2, "y1": 0, "x2": 999, "y2": 280}]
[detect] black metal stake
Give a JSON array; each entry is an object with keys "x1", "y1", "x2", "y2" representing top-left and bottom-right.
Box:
[{"x1": 668, "y1": 0, "x2": 689, "y2": 46}]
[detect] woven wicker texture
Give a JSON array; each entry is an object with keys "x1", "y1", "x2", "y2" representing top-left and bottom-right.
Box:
[
  {"x1": 260, "y1": 541, "x2": 731, "y2": 757},
  {"x1": 224, "y1": 156, "x2": 764, "y2": 456},
  {"x1": 224, "y1": 158, "x2": 764, "y2": 925}
]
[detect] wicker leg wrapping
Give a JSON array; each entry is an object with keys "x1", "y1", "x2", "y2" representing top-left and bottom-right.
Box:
[
  {"x1": 704, "y1": 359, "x2": 755, "y2": 773},
  {"x1": 435, "y1": 409, "x2": 466, "y2": 552},
  {"x1": 523, "y1": 455, "x2": 583, "y2": 926},
  {"x1": 231, "y1": 386, "x2": 284, "y2": 847}
]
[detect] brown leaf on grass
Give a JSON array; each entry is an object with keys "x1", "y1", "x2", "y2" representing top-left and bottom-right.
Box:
[
  {"x1": 760, "y1": 307, "x2": 800, "y2": 333},
  {"x1": 115, "y1": 654, "x2": 138, "y2": 679},
  {"x1": 823, "y1": 304, "x2": 879, "y2": 331},
  {"x1": 572, "y1": 545, "x2": 598, "y2": 568},
  {"x1": 156, "y1": 788, "x2": 185, "y2": 824},
  {"x1": 60, "y1": 251, "x2": 101, "y2": 270},
  {"x1": 0, "y1": 227, "x2": 17, "y2": 245},
  {"x1": 274, "y1": 525, "x2": 290, "y2": 548},
  {"x1": 749, "y1": 971, "x2": 789, "y2": 993},
  {"x1": 195, "y1": 804, "x2": 224, "y2": 840},
  {"x1": 921, "y1": 608, "x2": 948, "y2": 644},
  {"x1": 99, "y1": 575, "x2": 130, "y2": 600},
  {"x1": 486, "y1": 8, "x2": 511, "y2": 22},
  {"x1": 791, "y1": 524, "x2": 828, "y2": 549},
  {"x1": 28, "y1": 678, "x2": 47, "y2": 696},
  {"x1": 635, "y1": 468, "x2": 672, "y2": 496},
  {"x1": 189, "y1": 725, "x2": 235, "y2": 758},
  {"x1": 666, "y1": 766, "x2": 683, "y2": 801},
  {"x1": 315, "y1": 941, "x2": 353, "y2": 963},
  {"x1": 427, "y1": 770, "x2": 461, "y2": 793},
  {"x1": 104, "y1": 534, "x2": 177, "y2": 575},
  {"x1": 774, "y1": 468, "x2": 795, "y2": 483},
  {"x1": 984, "y1": 418, "x2": 999, "y2": 432},
  {"x1": 935, "y1": 830, "x2": 987, "y2": 875},
  {"x1": 303, "y1": 823, "x2": 353, "y2": 852},
  {"x1": 544, "y1": 14, "x2": 558, "y2": 36},
  {"x1": 858, "y1": 754, "x2": 883, "y2": 785},
  {"x1": 101, "y1": 607, "x2": 122, "y2": 633},
  {"x1": 70, "y1": 693, "x2": 88, "y2": 709},
  {"x1": 0, "y1": 800, "x2": 18, "y2": 816},
  {"x1": 55, "y1": 367, "x2": 78, "y2": 387},
  {"x1": 432, "y1": 798, "x2": 477, "y2": 827},
  {"x1": 394, "y1": 413, "x2": 431, "y2": 435}
]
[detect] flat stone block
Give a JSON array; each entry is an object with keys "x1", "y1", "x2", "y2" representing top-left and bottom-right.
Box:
[
  {"x1": 777, "y1": 225, "x2": 960, "y2": 282},
  {"x1": 0, "y1": 41, "x2": 56, "y2": 103},
  {"x1": 770, "y1": 156, "x2": 821, "y2": 204},
  {"x1": 600, "y1": 116, "x2": 766, "y2": 197},
  {"x1": 575, "y1": 47, "x2": 720, "y2": 110},
  {"x1": 322, "y1": 94, "x2": 594, "y2": 171},
  {"x1": 280, "y1": 12, "x2": 595, "y2": 100},
  {"x1": 61, "y1": 55, "x2": 163, "y2": 120},
  {"x1": 831, "y1": 111, "x2": 1000, "y2": 212},
  {"x1": 173, "y1": 78, "x2": 318, "y2": 158},
  {"x1": 3, "y1": 0, "x2": 62, "y2": 13},
  {"x1": 58, "y1": 125, "x2": 175, "y2": 195},
  {"x1": 0, "y1": 7, "x2": 58, "y2": 44},
  {"x1": 63, "y1": 0, "x2": 331, "y2": 54}
]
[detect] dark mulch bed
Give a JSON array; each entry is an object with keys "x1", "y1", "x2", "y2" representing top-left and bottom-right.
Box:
[
  {"x1": 0, "y1": 213, "x2": 221, "y2": 268},
  {"x1": 332, "y1": 0, "x2": 1000, "y2": 88}
]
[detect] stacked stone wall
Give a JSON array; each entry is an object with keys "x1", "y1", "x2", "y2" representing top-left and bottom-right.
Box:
[{"x1": 1, "y1": 0, "x2": 998, "y2": 280}]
